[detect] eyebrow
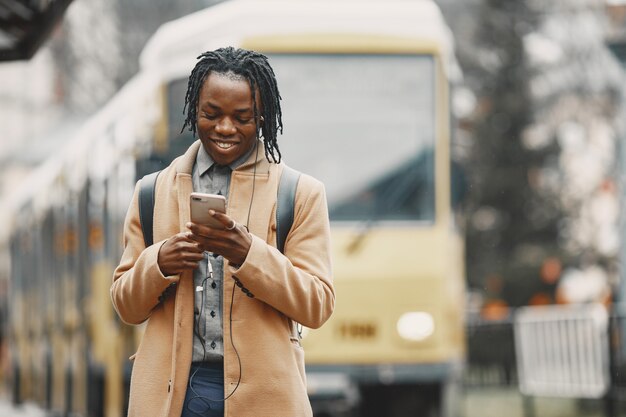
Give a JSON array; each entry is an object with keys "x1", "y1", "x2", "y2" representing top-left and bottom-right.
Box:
[{"x1": 202, "y1": 102, "x2": 253, "y2": 113}]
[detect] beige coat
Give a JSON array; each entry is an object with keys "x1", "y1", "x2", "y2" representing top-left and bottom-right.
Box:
[{"x1": 111, "y1": 140, "x2": 334, "y2": 417}]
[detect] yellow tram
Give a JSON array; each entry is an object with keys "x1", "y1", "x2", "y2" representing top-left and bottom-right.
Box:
[{"x1": 2, "y1": 1, "x2": 465, "y2": 416}]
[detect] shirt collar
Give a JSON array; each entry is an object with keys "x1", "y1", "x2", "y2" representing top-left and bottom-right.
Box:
[{"x1": 195, "y1": 141, "x2": 257, "y2": 177}]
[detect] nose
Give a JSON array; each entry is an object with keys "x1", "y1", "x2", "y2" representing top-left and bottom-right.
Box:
[{"x1": 215, "y1": 117, "x2": 236, "y2": 136}]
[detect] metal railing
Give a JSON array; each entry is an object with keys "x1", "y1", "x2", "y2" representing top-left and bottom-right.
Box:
[
  {"x1": 514, "y1": 303, "x2": 610, "y2": 399},
  {"x1": 465, "y1": 303, "x2": 625, "y2": 417}
]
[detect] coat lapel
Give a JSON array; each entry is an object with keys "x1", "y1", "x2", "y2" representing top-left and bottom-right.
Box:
[{"x1": 227, "y1": 141, "x2": 277, "y2": 245}]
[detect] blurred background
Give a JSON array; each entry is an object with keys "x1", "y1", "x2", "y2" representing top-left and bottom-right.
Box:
[{"x1": 3, "y1": 0, "x2": 626, "y2": 416}]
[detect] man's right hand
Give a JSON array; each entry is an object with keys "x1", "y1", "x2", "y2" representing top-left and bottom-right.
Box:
[{"x1": 157, "y1": 232, "x2": 205, "y2": 276}]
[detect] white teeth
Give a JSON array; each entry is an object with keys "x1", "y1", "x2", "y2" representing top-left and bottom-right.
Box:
[{"x1": 215, "y1": 141, "x2": 234, "y2": 149}]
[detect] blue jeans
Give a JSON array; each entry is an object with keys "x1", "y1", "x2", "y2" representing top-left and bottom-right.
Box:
[{"x1": 181, "y1": 363, "x2": 225, "y2": 417}]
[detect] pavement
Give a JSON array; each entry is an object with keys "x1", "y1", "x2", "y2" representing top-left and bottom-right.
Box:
[
  {"x1": 0, "y1": 385, "x2": 611, "y2": 417},
  {"x1": 0, "y1": 396, "x2": 46, "y2": 417},
  {"x1": 462, "y1": 386, "x2": 606, "y2": 417}
]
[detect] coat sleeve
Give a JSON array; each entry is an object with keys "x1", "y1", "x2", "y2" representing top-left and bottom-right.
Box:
[
  {"x1": 110, "y1": 181, "x2": 179, "y2": 325},
  {"x1": 229, "y1": 175, "x2": 334, "y2": 329}
]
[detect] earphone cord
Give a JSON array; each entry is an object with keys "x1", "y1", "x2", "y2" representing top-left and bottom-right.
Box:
[
  {"x1": 187, "y1": 260, "x2": 242, "y2": 414},
  {"x1": 187, "y1": 136, "x2": 260, "y2": 414},
  {"x1": 244, "y1": 141, "x2": 260, "y2": 231}
]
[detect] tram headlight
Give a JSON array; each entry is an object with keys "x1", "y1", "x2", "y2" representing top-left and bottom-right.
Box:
[{"x1": 397, "y1": 311, "x2": 435, "y2": 342}]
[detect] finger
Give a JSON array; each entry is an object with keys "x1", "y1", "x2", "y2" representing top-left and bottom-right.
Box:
[
  {"x1": 171, "y1": 236, "x2": 203, "y2": 252},
  {"x1": 176, "y1": 231, "x2": 198, "y2": 241},
  {"x1": 173, "y1": 261, "x2": 202, "y2": 271},
  {"x1": 208, "y1": 210, "x2": 236, "y2": 229},
  {"x1": 185, "y1": 231, "x2": 208, "y2": 246},
  {"x1": 184, "y1": 260, "x2": 203, "y2": 267},
  {"x1": 186, "y1": 222, "x2": 219, "y2": 239},
  {"x1": 179, "y1": 237, "x2": 203, "y2": 250},
  {"x1": 182, "y1": 252, "x2": 205, "y2": 262}
]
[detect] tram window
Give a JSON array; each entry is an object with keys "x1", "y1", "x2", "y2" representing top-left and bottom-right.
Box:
[
  {"x1": 135, "y1": 78, "x2": 196, "y2": 178},
  {"x1": 21, "y1": 228, "x2": 34, "y2": 293},
  {"x1": 165, "y1": 79, "x2": 196, "y2": 160},
  {"x1": 78, "y1": 185, "x2": 89, "y2": 299},
  {"x1": 107, "y1": 170, "x2": 121, "y2": 262},
  {"x1": 9, "y1": 235, "x2": 23, "y2": 325},
  {"x1": 268, "y1": 54, "x2": 436, "y2": 222},
  {"x1": 104, "y1": 177, "x2": 113, "y2": 260},
  {"x1": 10, "y1": 234, "x2": 23, "y2": 294},
  {"x1": 167, "y1": 78, "x2": 195, "y2": 144},
  {"x1": 42, "y1": 212, "x2": 54, "y2": 317},
  {"x1": 66, "y1": 196, "x2": 79, "y2": 293},
  {"x1": 34, "y1": 216, "x2": 45, "y2": 315}
]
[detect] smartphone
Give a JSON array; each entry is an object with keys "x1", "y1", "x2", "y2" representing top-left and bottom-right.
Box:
[{"x1": 190, "y1": 192, "x2": 227, "y2": 229}]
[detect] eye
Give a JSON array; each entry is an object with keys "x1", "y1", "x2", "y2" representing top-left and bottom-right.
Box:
[
  {"x1": 236, "y1": 117, "x2": 253, "y2": 124},
  {"x1": 203, "y1": 112, "x2": 217, "y2": 120}
]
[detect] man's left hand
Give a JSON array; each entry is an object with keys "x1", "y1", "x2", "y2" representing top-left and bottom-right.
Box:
[{"x1": 186, "y1": 210, "x2": 252, "y2": 266}]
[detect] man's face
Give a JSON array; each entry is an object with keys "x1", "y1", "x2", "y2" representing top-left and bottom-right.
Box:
[{"x1": 196, "y1": 72, "x2": 260, "y2": 166}]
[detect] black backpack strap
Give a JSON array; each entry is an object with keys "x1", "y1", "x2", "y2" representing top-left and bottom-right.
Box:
[
  {"x1": 139, "y1": 170, "x2": 161, "y2": 247},
  {"x1": 276, "y1": 165, "x2": 301, "y2": 254}
]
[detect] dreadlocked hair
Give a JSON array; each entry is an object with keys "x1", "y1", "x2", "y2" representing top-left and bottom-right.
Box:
[{"x1": 181, "y1": 46, "x2": 284, "y2": 163}]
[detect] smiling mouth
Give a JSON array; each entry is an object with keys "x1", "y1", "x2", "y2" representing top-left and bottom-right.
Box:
[{"x1": 212, "y1": 139, "x2": 236, "y2": 150}]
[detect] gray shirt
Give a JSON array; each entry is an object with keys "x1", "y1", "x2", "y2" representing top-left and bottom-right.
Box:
[{"x1": 190, "y1": 144, "x2": 254, "y2": 362}]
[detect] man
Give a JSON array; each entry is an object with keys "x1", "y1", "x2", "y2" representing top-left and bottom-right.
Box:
[{"x1": 111, "y1": 47, "x2": 335, "y2": 417}]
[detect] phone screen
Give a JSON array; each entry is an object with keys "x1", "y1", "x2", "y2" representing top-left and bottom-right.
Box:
[{"x1": 190, "y1": 193, "x2": 227, "y2": 228}]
